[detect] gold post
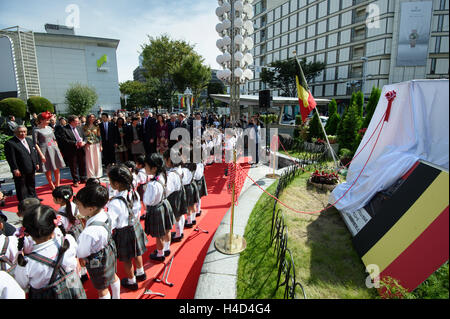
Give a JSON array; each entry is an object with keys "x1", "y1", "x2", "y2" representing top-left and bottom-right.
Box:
[{"x1": 215, "y1": 148, "x2": 247, "y2": 255}]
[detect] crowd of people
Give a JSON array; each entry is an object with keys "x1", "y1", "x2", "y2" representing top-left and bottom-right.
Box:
[{"x1": 0, "y1": 107, "x2": 265, "y2": 299}]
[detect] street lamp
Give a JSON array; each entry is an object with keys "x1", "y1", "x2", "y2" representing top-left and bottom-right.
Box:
[
  {"x1": 184, "y1": 87, "x2": 193, "y2": 116},
  {"x1": 215, "y1": 0, "x2": 255, "y2": 124}
]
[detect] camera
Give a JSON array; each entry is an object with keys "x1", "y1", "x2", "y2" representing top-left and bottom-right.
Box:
[{"x1": 0, "y1": 178, "x2": 14, "y2": 207}]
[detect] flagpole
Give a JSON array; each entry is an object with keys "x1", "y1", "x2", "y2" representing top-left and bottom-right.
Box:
[{"x1": 293, "y1": 51, "x2": 339, "y2": 170}]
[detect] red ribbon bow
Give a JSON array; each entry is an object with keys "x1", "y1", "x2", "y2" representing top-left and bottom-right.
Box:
[
  {"x1": 16, "y1": 227, "x2": 27, "y2": 239},
  {"x1": 385, "y1": 90, "x2": 397, "y2": 122},
  {"x1": 40, "y1": 111, "x2": 53, "y2": 120},
  {"x1": 53, "y1": 215, "x2": 62, "y2": 227}
]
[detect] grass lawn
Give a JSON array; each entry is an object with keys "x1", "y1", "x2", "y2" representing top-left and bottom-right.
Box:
[{"x1": 237, "y1": 170, "x2": 449, "y2": 299}]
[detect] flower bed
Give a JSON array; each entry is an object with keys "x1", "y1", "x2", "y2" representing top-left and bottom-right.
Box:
[{"x1": 307, "y1": 170, "x2": 340, "y2": 191}]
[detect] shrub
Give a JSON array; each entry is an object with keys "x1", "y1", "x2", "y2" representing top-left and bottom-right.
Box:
[
  {"x1": 308, "y1": 111, "x2": 325, "y2": 141},
  {"x1": 337, "y1": 102, "x2": 362, "y2": 151},
  {"x1": 0, "y1": 133, "x2": 13, "y2": 160},
  {"x1": 27, "y1": 96, "x2": 54, "y2": 114},
  {"x1": 325, "y1": 112, "x2": 340, "y2": 135},
  {"x1": 0, "y1": 98, "x2": 27, "y2": 118},
  {"x1": 65, "y1": 83, "x2": 98, "y2": 116},
  {"x1": 362, "y1": 86, "x2": 382, "y2": 129},
  {"x1": 339, "y1": 148, "x2": 353, "y2": 159}
]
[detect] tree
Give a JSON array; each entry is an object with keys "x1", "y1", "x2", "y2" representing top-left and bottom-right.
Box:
[
  {"x1": 361, "y1": 86, "x2": 381, "y2": 129},
  {"x1": 260, "y1": 57, "x2": 325, "y2": 97},
  {"x1": 65, "y1": 83, "x2": 98, "y2": 116},
  {"x1": 207, "y1": 81, "x2": 226, "y2": 109},
  {"x1": 140, "y1": 34, "x2": 196, "y2": 112},
  {"x1": 27, "y1": 96, "x2": 54, "y2": 114},
  {"x1": 0, "y1": 98, "x2": 27, "y2": 118},
  {"x1": 172, "y1": 53, "x2": 211, "y2": 109},
  {"x1": 336, "y1": 101, "x2": 362, "y2": 151},
  {"x1": 119, "y1": 79, "x2": 159, "y2": 110},
  {"x1": 325, "y1": 99, "x2": 340, "y2": 135},
  {"x1": 308, "y1": 111, "x2": 325, "y2": 141}
]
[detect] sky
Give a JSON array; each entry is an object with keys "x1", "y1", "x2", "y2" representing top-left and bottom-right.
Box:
[{"x1": 0, "y1": 0, "x2": 222, "y2": 83}]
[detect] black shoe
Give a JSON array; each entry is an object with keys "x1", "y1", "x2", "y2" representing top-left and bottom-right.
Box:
[
  {"x1": 121, "y1": 278, "x2": 138, "y2": 291},
  {"x1": 164, "y1": 250, "x2": 171, "y2": 257},
  {"x1": 184, "y1": 221, "x2": 193, "y2": 228},
  {"x1": 192, "y1": 220, "x2": 197, "y2": 225},
  {"x1": 196, "y1": 210, "x2": 202, "y2": 217},
  {"x1": 80, "y1": 274, "x2": 89, "y2": 283},
  {"x1": 37, "y1": 198, "x2": 44, "y2": 202},
  {"x1": 171, "y1": 233, "x2": 184, "y2": 242},
  {"x1": 140, "y1": 214, "x2": 146, "y2": 221},
  {"x1": 134, "y1": 272, "x2": 147, "y2": 282},
  {"x1": 150, "y1": 252, "x2": 165, "y2": 262}
]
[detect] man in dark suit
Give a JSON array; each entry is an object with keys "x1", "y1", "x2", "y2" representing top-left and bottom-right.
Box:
[
  {"x1": 99, "y1": 112, "x2": 117, "y2": 167},
  {"x1": 4, "y1": 125, "x2": 40, "y2": 202},
  {"x1": 142, "y1": 109, "x2": 157, "y2": 155},
  {"x1": 61, "y1": 115, "x2": 87, "y2": 187},
  {"x1": 167, "y1": 113, "x2": 178, "y2": 148}
]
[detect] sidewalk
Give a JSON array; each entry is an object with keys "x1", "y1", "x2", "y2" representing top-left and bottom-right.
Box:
[{"x1": 194, "y1": 163, "x2": 286, "y2": 299}]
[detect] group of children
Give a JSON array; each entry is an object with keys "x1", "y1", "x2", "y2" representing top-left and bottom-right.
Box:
[{"x1": 0, "y1": 149, "x2": 208, "y2": 299}]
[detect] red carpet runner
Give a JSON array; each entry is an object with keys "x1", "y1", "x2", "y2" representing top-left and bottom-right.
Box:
[{"x1": 4, "y1": 161, "x2": 250, "y2": 299}]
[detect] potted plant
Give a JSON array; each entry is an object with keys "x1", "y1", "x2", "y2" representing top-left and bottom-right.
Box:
[{"x1": 308, "y1": 170, "x2": 340, "y2": 191}]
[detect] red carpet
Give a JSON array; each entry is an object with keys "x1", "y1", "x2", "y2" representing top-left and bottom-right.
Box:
[{"x1": 4, "y1": 161, "x2": 251, "y2": 299}]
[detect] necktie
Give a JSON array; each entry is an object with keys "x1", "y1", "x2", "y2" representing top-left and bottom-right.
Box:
[
  {"x1": 21, "y1": 139, "x2": 30, "y2": 153},
  {"x1": 104, "y1": 122, "x2": 108, "y2": 140},
  {"x1": 72, "y1": 126, "x2": 82, "y2": 143}
]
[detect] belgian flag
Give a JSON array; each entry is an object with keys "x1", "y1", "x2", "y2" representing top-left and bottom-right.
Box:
[
  {"x1": 180, "y1": 96, "x2": 184, "y2": 108},
  {"x1": 295, "y1": 58, "x2": 317, "y2": 123}
]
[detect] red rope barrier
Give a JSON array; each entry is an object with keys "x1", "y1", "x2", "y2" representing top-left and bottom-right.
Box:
[{"x1": 239, "y1": 111, "x2": 388, "y2": 215}]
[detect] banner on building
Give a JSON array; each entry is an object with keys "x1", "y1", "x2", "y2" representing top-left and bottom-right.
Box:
[{"x1": 396, "y1": 1, "x2": 433, "y2": 66}]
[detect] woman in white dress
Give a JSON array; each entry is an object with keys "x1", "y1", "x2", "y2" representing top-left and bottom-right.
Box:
[{"x1": 83, "y1": 114, "x2": 103, "y2": 179}]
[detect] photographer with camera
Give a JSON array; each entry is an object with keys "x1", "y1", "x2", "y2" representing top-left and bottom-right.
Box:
[{"x1": 4, "y1": 125, "x2": 40, "y2": 202}]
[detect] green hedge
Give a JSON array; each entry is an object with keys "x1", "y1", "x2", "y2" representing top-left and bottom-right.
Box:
[
  {"x1": 27, "y1": 96, "x2": 54, "y2": 114},
  {"x1": 0, "y1": 98, "x2": 27, "y2": 118}
]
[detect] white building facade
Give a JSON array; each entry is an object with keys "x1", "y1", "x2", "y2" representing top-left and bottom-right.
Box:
[
  {"x1": 34, "y1": 30, "x2": 121, "y2": 113},
  {"x1": 248, "y1": 0, "x2": 449, "y2": 100}
]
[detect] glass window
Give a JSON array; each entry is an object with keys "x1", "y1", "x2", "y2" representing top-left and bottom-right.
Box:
[
  {"x1": 267, "y1": 40, "x2": 273, "y2": 51},
  {"x1": 308, "y1": 5, "x2": 317, "y2": 23},
  {"x1": 316, "y1": 36, "x2": 326, "y2": 50},
  {"x1": 307, "y1": 24, "x2": 316, "y2": 38},
  {"x1": 272, "y1": 50, "x2": 280, "y2": 61},
  {"x1": 316, "y1": 53, "x2": 325, "y2": 63},
  {"x1": 327, "y1": 50, "x2": 337, "y2": 64},
  {"x1": 274, "y1": 6, "x2": 281, "y2": 20},
  {"x1": 329, "y1": 0, "x2": 339, "y2": 13},
  {"x1": 282, "y1": 2, "x2": 290, "y2": 15},
  {"x1": 299, "y1": 0, "x2": 307, "y2": 8},
  {"x1": 298, "y1": 10, "x2": 306, "y2": 25},
  {"x1": 318, "y1": 1, "x2": 327, "y2": 18},
  {"x1": 297, "y1": 28, "x2": 306, "y2": 40},
  {"x1": 274, "y1": 37, "x2": 281, "y2": 49},
  {"x1": 297, "y1": 42, "x2": 305, "y2": 55},
  {"x1": 328, "y1": 33, "x2": 338, "y2": 47},
  {"x1": 306, "y1": 40, "x2": 315, "y2": 53},
  {"x1": 267, "y1": 10, "x2": 274, "y2": 23},
  {"x1": 274, "y1": 22, "x2": 281, "y2": 36},
  {"x1": 289, "y1": 46, "x2": 297, "y2": 58},
  {"x1": 317, "y1": 20, "x2": 327, "y2": 34},
  {"x1": 290, "y1": 0, "x2": 298, "y2": 11},
  {"x1": 282, "y1": 18, "x2": 289, "y2": 33},
  {"x1": 281, "y1": 48, "x2": 288, "y2": 60},
  {"x1": 267, "y1": 53, "x2": 273, "y2": 64},
  {"x1": 289, "y1": 31, "x2": 297, "y2": 44},
  {"x1": 290, "y1": 13, "x2": 298, "y2": 29},
  {"x1": 314, "y1": 85, "x2": 323, "y2": 97},
  {"x1": 281, "y1": 34, "x2": 289, "y2": 47},
  {"x1": 326, "y1": 67, "x2": 336, "y2": 81},
  {"x1": 267, "y1": 24, "x2": 273, "y2": 39}
]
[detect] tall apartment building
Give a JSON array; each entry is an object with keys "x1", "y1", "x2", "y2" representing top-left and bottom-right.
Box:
[{"x1": 248, "y1": 0, "x2": 449, "y2": 103}]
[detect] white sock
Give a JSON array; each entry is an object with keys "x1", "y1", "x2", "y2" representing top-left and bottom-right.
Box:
[
  {"x1": 179, "y1": 216, "x2": 185, "y2": 235},
  {"x1": 157, "y1": 249, "x2": 164, "y2": 257},
  {"x1": 164, "y1": 240, "x2": 171, "y2": 251},
  {"x1": 80, "y1": 266, "x2": 87, "y2": 275},
  {"x1": 136, "y1": 267, "x2": 145, "y2": 276},
  {"x1": 175, "y1": 220, "x2": 181, "y2": 237},
  {"x1": 197, "y1": 199, "x2": 201, "y2": 213},
  {"x1": 99, "y1": 292, "x2": 111, "y2": 299},
  {"x1": 110, "y1": 279, "x2": 121, "y2": 299},
  {"x1": 191, "y1": 212, "x2": 196, "y2": 222},
  {"x1": 127, "y1": 276, "x2": 136, "y2": 285},
  {"x1": 186, "y1": 214, "x2": 192, "y2": 224}
]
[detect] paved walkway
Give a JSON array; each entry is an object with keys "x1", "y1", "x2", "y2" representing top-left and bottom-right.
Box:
[{"x1": 195, "y1": 164, "x2": 286, "y2": 299}]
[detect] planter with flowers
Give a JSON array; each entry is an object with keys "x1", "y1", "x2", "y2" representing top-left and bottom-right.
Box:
[{"x1": 307, "y1": 170, "x2": 340, "y2": 191}]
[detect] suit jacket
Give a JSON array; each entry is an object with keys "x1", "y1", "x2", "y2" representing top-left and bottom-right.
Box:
[
  {"x1": 99, "y1": 121, "x2": 117, "y2": 146},
  {"x1": 126, "y1": 124, "x2": 144, "y2": 145},
  {"x1": 142, "y1": 116, "x2": 157, "y2": 143},
  {"x1": 4, "y1": 136, "x2": 39, "y2": 175},
  {"x1": 61, "y1": 125, "x2": 87, "y2": 158}
]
